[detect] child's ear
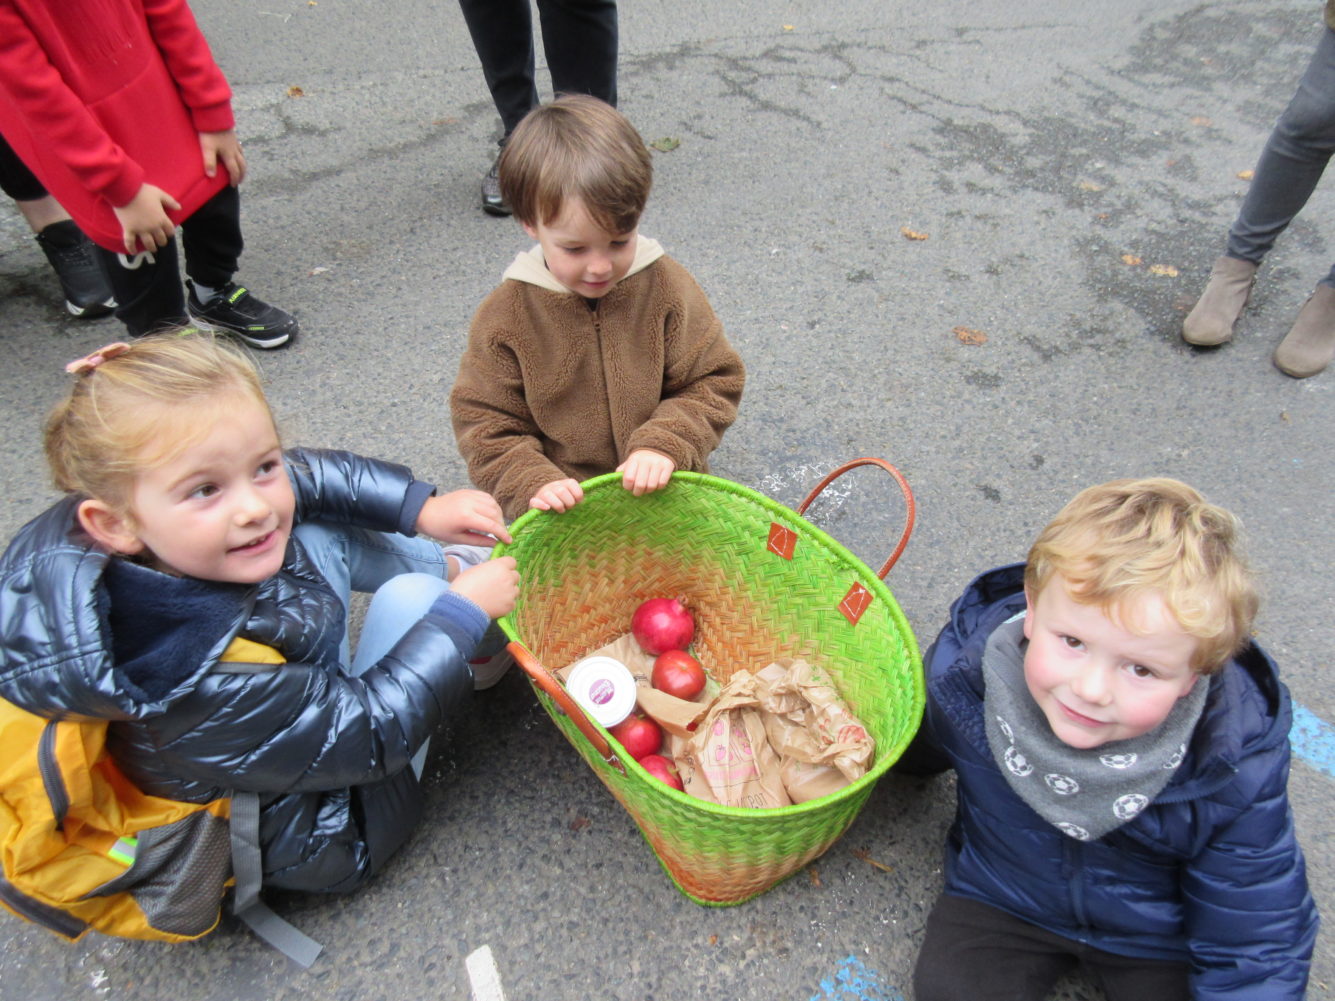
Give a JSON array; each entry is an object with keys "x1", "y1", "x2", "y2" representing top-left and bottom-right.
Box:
[
  {"x1": 77, "y1": 498, "x2": 145, "y2": 556},
  {"x1": 1022, "y1": 584, "x2": 1036, "y2": 640},
  {"x1": 521, "y1": 220, "x2": 539, "y2": 241}
]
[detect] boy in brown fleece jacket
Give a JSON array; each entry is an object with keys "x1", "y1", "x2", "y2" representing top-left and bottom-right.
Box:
[{"x1": 449, "y1": 95, "x2": 745, "y2": 522}]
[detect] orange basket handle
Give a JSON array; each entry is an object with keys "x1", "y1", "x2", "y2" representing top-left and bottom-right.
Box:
[
  {"x1": 796, "y1": 457, "x2": 916, "y2": 579},
  {"x1": 507, "y1": 641, "x2": 626, "y2": 774}
]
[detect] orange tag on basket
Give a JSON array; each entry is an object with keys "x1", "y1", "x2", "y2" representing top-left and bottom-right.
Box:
[
  {"x1": 839, "y1": 582, "x2": 873, "y2": 624},
  {"x1": 768, "y1": 523, "x2": 797, "y2": 561}
]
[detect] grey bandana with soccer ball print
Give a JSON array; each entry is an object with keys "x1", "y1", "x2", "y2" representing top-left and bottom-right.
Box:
[{"x1": 981, "y1": 614, "x2": 1209, "y2": 841}]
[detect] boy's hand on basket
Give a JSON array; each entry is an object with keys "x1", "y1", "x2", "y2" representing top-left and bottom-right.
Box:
[
  {"x1": 617, "y1": 450, "x2": 675, "y2": 496},
  {"x1": 417, "y1": 491, "x2": 511, "y2": 547},
  {"x1": 451, "y1": 556, "x2": 519, "y2": 620},
  {"x1": 529, "y1": 478, "x2": 584, "y2": 513}
]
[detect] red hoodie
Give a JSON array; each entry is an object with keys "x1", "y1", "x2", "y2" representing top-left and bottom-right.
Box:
[{"x1": 0, "y1": 0, "x2": 232, "y2": 251}]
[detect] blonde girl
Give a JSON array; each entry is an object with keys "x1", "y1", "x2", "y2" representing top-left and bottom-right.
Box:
[{"x1": 0, "y1": 330, "x2": 518, "y2": 897}]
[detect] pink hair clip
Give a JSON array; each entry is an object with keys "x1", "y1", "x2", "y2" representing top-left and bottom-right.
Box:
[{"x1": 64, "y1": 342, "x2": 131, "y2": 375}]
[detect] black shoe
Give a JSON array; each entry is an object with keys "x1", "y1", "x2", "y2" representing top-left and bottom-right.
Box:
[
  {"x1": 186, "y1": 280, "x2": 297, "y2": 349},
  {"x1": 481, "y1": 148, "x2": 511, "y2": 216},
  {"x1": 35, "y1": 220, "x2": 116, "y2": 318}
]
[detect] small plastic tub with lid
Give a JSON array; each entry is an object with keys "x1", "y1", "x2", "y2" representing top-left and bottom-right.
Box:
[{"x1": 565, "y1": 655, "x2": 637, "y2": 728}]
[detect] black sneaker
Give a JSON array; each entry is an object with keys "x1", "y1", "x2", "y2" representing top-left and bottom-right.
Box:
[
  {"x1": 34, "y1": 220, "x2": 116, "y2": 318},
  {"x1": 481, "y1": 147, "x2": 511, "y2": 216},
  {"x1": 186, "y1": 279, "x2": 297, "y2": 349}
]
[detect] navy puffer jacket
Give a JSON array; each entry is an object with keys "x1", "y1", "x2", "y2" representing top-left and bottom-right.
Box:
[
  {"x1": 0, "y1": 449, "x2": 479, "y2": 894},
  {"x1": 904, "y1": 564, "x2": 1318, "y2": 1000}
]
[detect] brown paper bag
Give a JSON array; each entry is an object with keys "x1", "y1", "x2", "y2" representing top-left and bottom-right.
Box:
[
  {"x1": 752, "y1": 659, "x2": 875, "y2": 803},
  {"x1": 670, "y1": 671, "x2": 791, "y2": 809}
]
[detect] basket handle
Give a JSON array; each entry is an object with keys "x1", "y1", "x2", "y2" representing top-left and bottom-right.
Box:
[
  {"x1": 507, "y1": 641, "x2": 626, "y2": 774},
  {"x1": 796, "y1": 457, "x2": 916, "y2": 579}
]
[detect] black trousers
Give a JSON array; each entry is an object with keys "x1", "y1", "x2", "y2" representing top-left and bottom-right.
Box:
[
  {"x1": 0, "y1": 132, "x2": 48, "y2": 202},
  {"x1": 457, "y1": 0, "x2": 617, "y2": 138},
  {"x1": 913, "y1": 894, "x2": 1190, "y2": 1001},
  {"x1": 95, "y1": 185, "x2": 244, "y2": 338}
]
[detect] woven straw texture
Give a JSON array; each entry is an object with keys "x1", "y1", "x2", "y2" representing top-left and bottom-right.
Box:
[{"x1": 495, "y1": 471, "x2": 923, "y2": 905}]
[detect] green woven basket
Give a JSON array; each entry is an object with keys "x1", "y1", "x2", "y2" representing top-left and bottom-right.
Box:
[{"x1": 495, "y1": 459, "x2": 923, "y2": 905}]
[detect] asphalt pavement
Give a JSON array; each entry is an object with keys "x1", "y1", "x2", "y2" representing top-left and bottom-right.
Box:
[{"x1": 1, "y1": 2, "x2": 1332, "y2": 999}]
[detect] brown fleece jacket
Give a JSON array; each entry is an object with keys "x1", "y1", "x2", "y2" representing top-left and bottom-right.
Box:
[{"x1": 450, "y1": 246, "x2": 745, "y2": 521}]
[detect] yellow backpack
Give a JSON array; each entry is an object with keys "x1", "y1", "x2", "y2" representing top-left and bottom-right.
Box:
[
  {"x1": 0, "y1": 638, "x2": 320, "y2": 963},
  {"x1": 0, "y1": 699, "x2": 231, "y2": 942}
]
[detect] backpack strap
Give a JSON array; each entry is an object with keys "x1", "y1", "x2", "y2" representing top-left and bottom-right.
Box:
[
  {"x1": 227, "y1": 791, "x2": 323, "y2": 968},
  {"x1": 214, "y1": 645, "x2": 322, "y2": 966}
]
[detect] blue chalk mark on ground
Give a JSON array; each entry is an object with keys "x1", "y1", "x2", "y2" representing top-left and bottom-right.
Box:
[
  {"x1": 809, "y1": 954, "x2": 904, "y2": 1001},
  {"x1": 1290, "y1": 703, "x2": 1335, "y2": 778}
]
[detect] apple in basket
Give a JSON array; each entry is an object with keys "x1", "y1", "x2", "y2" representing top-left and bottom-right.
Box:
[
  {"x1": 651, "y1": 649, "x2": 706, "y2": 701},
  {"x1": 639, "y1": 753, "x2": 684, "y2": 791},
  {"x1": 630, "y1": 597, "x2": 694, "y2": 655},
  {"x1": 608, "y1": 714, "x2": 663, "y2": 761}
]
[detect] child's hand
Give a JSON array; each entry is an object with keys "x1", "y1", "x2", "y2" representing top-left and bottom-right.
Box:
[
  {"x1": 417, "y1": 490, "x2": 512, "y2": 547},
  {"x1": 451, "y1": 556, "x2": 519, "y2": 620},
  {"x1": 112, "y1": 184, "x2": 181, "y2": 254},
  {"x1": 200, "y1": 130, "x2": 247, "y2": 186},
  {"x1": 617, "y1": 450, "x2": 675, "y2": 496},
  {"x1": 529, "y1": 478, "x2": 584, "y2": 513}
]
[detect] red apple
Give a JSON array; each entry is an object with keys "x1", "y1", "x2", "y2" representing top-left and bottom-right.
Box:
[
  {"x1": 630, "y1": 597, "x2": 695, "y2": 655},
  {"x1": 651, "y1": 649, "x2": 706, "y2": 701},
  {"x1": 608, "y1": 714, "x2": 662, "y2": 760},
  {"x1": 639, "y1": 753, "x2": 683, "y2": 790}
]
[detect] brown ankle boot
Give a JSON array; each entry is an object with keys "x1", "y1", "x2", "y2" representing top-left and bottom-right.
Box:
[
  {"x1": 1273, "y1": 284, "x2": 1335, "y2": 378},
  {"x1": 1183, "y1": 256, "x2": 1258, "y2": 346}
]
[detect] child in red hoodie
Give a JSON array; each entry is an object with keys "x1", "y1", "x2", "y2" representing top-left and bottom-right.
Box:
[{"x1": 0, "y1": 0, "x2": 296, "y2": 347}]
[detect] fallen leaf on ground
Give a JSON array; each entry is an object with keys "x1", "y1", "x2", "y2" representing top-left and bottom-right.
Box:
[
  {"x1": 1148, "y1": 264, "x2": 1179, "y2": 277},
  {"x1": 308, "y1": 266, "x2": 330, "y2": 276},
  {"x1": 1281, "y1": 411, "x2": 1291, "y2": 422},
  {"x1": 1190, "y1": 115, "x2": 1212, "y2": 126},
  {"x1": 1077, "y1": 180, "x2": 1103, "y2": 192},
  {"x1": 900, "y1": 226, "x2": 929, "y2": 240},
  {"x1": 570, "y1": 815, "x2": 591, "y2": 832},
  {"x1": 953, "y1": 326, "x2": 987, "y2": 345},
  {"x1": 807, "y1": 866, "x2": 822, "y2": 887},
  {"x1": 649, "y1": 136, "x2": 680, "y2": 152},
  {"x1": 783, "y1": 24, "x2": 795, "y2": 31},
  {"x1": 709, "y1": 934, "x2": 719, "y2": 945},
  {"x1": 1121, "y1": 254, "x2": 1142, "y2": 266},
  {"x1": 287, "y1": 85, "x2": 305, "y2": 98},
  {"x1": 852, "y1": 848, "x2": 894, "y2": 873},
  {"x1": 1237, "y1": 169, "x2": 1255, "y2": 180}
]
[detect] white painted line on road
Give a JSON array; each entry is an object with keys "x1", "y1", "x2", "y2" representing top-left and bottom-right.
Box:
[{"x1": 466, "y1": 945, "x2": 506, "y2": 1001}]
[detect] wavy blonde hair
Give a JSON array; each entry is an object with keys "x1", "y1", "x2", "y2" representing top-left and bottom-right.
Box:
[
  {"x1": 1024, "y1": 478, "x2": 1257, "y2": 673},
  {"x1": 499, "y1": 94, "x2": 652, "y2": 234},
  {"x1": 45, "y1": 330, "x2": 273, "y2": 512}
]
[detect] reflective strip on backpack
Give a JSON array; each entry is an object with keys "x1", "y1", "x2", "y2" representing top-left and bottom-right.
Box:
[{"x1": 107, "y1": 836, "x2": 138, "y2": 867}]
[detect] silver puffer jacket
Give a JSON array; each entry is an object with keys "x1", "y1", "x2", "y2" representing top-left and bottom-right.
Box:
[{"x1": 0, "y1": 449, "x2": 479, "y2": 893}]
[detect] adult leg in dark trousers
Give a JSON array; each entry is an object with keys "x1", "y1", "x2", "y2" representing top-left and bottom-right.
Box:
[
  {"x1": 97, "y1": 185, "x2": 243, "y2": 339},
  {"x1": 0, "y1": 132, "x2": 115, "y2": 318},
  {"x1": 457, "y1": 0, "x2": 618, "y2": 214}
]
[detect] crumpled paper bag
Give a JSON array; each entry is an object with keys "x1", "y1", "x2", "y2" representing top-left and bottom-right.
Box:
[
  {"x1": 669, "y1": 669, "x2": 791, "y2": 808},
  {"x1": 751, "y1": 658, "x2": 875, "y2": 802}
]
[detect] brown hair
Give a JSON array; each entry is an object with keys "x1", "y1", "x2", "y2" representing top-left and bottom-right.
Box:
[
  {"x1": 498, "y1": 94, "x2": 652, "y2": 233},
  {"x1": 45, "y1": 330, "x2": 273, "y2": 512},
  {"x1": 1024, "y1": 478, "x2": 1258, "y2": 673}
]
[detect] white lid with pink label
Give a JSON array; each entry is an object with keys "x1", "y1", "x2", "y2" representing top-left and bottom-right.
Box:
[{"x1": 566, "y1": 655, "x2": 637, "y2": 728}]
